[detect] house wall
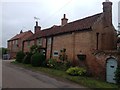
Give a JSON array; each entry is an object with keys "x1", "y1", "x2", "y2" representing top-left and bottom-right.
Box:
[
  {"x1": 87, "y1": 14, "x2": 117, "y2": 79},
  {"x1": 23, "y1": 40, "x2": 35, "y2": 53},
  {"x1": 8, "y1": 31, "x2": 33, "y2": 58},
  {"x1": 22, "y1": 1, "x2": 118, "y2": 80},
  {"x1": 92, "y1": 15, "x2": 117, "y2": 51},
  {"x1": 46, "y1": 14, "x2": 117, "y2": 80}
]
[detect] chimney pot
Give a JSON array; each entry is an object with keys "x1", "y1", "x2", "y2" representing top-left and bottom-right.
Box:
[
  {"x1": 36, "y1": 21, "x2": 38, "y2": 26},
  {"x1": 20, "y1": 30, "x2": 23, "y2": 34},
  {"x1": 61, "y1": 14, "x2": 68, "y2": 26},
  {"x1": 64, "y1": 14, "x2": 66, "y2": 18}
]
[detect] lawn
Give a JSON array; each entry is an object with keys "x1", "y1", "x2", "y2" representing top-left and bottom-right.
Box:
[{"x1": 11, "y1": 61, "x2": 119, "y2": 89}]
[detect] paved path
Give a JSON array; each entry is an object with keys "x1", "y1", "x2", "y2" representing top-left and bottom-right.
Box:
[{"x1": 2, "y1": 60, "x2": 88, "y2": 88}]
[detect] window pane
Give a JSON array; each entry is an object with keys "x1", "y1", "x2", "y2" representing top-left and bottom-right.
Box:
[
  {"x1": 47, "y1": 37, "x2": 51, "y2": 44},
  {"x1": 37, "y1": 38, "x2": 42, "y2": 45},
  {"x1": 53, "y1": 51, "x2": 59, "y2": 56}
]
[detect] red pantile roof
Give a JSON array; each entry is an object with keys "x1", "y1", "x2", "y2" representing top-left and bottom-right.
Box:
[
  {"x1": 8, "y1": 30, "x2": 33, "y2": 41},
  {"x1": 26, "y1": 13, "x2": 102, "y2": 41}
]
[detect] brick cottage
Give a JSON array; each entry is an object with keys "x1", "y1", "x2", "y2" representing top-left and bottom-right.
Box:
[
  {"x1": 8, "y1": 30, "x2": 33, "y2": 58},
  {"x1": 8, "y1": 1, "x2": 120, "y2": 82}
]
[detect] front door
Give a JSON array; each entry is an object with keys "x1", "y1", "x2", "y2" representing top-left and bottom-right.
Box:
[{"x1": 106, "y1": 58, "x2": 117, "y2": 83}]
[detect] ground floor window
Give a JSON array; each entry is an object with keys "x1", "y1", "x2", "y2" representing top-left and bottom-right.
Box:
[{"x1": 53, "y1": 51, "x2": 59, "y2": 56}]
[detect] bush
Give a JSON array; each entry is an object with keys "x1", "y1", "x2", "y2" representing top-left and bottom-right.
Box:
[
  {"x1": 66, "y1": 67, "x2": 86, "y2": 76},
  {"x1": 31, "y1": 53, "x2": 45, "y2": 67},
  {"x1": 64, "y1": 60, "x2": 72, "y2": 69},
  {"x1": 47, "y1": 59, "x2": 72, "y2": 71},
  {"x1": 16, "y1": 51, "x2": 25, "y2": 63},
  {"x1": 115, "y1": 67, "x2": 120, "y2": 84},
  {"x1": 47, "y1": 58, "x2": 57, "y2": 68},
  {"x1": 22, "y1": 52, "x2": 32, "y2": 64}
]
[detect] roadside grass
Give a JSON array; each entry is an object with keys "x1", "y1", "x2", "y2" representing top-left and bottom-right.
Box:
[{"x1": 11, "y1": 61, "x2": 119, "y2": 89}]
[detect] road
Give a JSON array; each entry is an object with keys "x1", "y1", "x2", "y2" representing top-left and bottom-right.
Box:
[
  {"x1": 0, "y1": 59, "x2": 2, "y2": 89},
  {"x1": 2, "y1": 60, "x2": 88, "y2": 88}
]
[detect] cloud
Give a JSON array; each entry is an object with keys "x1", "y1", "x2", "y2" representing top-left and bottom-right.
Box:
[{"x1": 1, "y1": 0, "x2": 119, "y2": 47}]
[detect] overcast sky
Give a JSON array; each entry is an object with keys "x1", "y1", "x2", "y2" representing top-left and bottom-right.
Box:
[{"x1": 1, "y1": 0, "x2": 120, "y2": 48}]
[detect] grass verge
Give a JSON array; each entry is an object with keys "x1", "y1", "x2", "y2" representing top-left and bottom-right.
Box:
[{"x1": 11, "y1": 61, "x2": 119, "y2": 89}]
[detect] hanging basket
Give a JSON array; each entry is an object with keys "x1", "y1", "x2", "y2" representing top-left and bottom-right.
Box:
[{"x1": 77, "y1": 54, "x2": 86, "y2": 61}]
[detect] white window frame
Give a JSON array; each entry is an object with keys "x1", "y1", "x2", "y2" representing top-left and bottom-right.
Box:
[
  {"x1": 42, "y1": 50, "x2": 45, "y2": 55},
  {"x1": 53, "y1": 51, "x2": 59, "y2": 56},
  {"x1": 13, "y1": 41, "x2": 15, "y2": 45},
  {"x1": 15, "y1": 40, "x2": 18, "y2": 45},
  {"x1": 37, "y1": 38, "x2": 42, "y2": 46},
  {"x1": 47, "y1": 37, "x2": 51, "y2": 45}
]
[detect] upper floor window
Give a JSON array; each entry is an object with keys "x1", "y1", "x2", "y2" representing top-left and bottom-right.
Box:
[
  {"x1": 12, "y1": 40, "x2": 18, "y2": 45},
  {"x1": 13, "y1": 41, "x2": 15, "y2": 45},
  {"x1": 47, "y1": 37, "x2": 51, "y2": 45},
  {"x1": 27, "y1": 41, "x2": 30, "y2": 47},
  {"x1": 37, "y1": 38, "x2": 42, "y2": 46},
  {"x1": 15, "y1": 40, "x2": 18, "y2": 45}
]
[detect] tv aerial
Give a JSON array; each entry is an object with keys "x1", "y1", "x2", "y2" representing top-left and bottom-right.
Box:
[{"x1": 34, "y1": 17, "x2": 40, "y2": 22}]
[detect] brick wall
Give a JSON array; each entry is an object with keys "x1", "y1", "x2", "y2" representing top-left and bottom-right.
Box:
[
  {"x1": 8, "y1": 31, "x2": 33, "y2": 58},
  {"x1": 23, "y1": 40, "x2": 35, "y2": 53}
]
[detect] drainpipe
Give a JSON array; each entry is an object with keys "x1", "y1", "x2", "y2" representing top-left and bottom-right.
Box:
[
  {"x1": 22, "y1": 41, "x2": 24, "y2": 52},
  {"x1": 50, "y1": 37, "x2": 53, "y2": 58},
  {"x1": 96, "y1": 32, "x2": 99, "y2": 50},
  {"x1": 45, "y1": 37, "x2": 48, "y2": 60}
]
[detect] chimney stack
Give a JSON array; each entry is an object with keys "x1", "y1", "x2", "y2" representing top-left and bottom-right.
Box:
[
  {"x1": 102, "y1": 0, "x2": 112, "y2": 26},
  {"x1": 34, "y1": 21, "x2": 41, "y2": 33},
  {"x1": 61, "y1": 14, "x2": 68, "y2": 26},
  {"x1": 20, "y1": 30, "x2": 23, "y2": 34}
]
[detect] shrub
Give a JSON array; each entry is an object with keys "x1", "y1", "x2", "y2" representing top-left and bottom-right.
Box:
[
  {"x1": 30, "y1": 45, "x2": 38, "y2": 54},
  {"x1": 115, "y1": 67, "x2": 120, "y2": 84},
  {"x1": 31, "y1": 53, "x2": 45, "y2": 67},
  {"x1": 59, "y1": 48, "x2": 67, "y2": 61},
  {"x1": 66, "y1": 67, "x2": 86, "y2": 76},
  {"x1": 47, "y1": 58, "x2": 72, "y2": 71},
  {"x1": 64, "y1": 60, "x2": 72, "y2": 69},
  {"x1": 16, "y1": 51, "x2": 25, "y2": 63},
  {"x1": 47, "y1": 58, "x2": 57, "y2": 68},
  {"x1": 22, "y1": 52, "x2": 32, "y2": 64}
]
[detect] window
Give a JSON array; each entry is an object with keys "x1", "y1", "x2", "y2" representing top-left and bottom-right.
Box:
[
  {"x1": 42, "y1": 50, "x2": 45, "y2": 55},
  {"x1": 47, "y1": 37, "x2": 51, "y2": 45},
  {"x1": 27, "y1": 41, "x2": 30, "y2": 47},
  {"x1": 13, "y1": 41, "x2": 15, "y2": 45},
  {"x1": 37, "y1": 38, "x2": 42, "y2": 46},
  {"x1": 15, "y1": 40, "x2": 18, "y2": 45},
  {"x1": 53, "y1": 51, "x2": 59, "y2": 56}
]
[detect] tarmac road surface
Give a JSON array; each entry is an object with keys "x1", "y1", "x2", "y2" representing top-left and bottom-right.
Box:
[{"x1": 2, "y1": 60, "x2": 88, "y2": 89}]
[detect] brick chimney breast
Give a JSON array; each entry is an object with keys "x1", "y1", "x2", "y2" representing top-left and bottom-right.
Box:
[
  {"x1": 102, "y1": 0, "x2": 112, "y2": 26},
  {"x1": 61, "y1": 14, "x2": 68, "y2": 26}
]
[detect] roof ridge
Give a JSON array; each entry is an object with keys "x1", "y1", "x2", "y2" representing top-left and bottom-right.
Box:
[
  {"x1": 8, "y1": 30, "x2": 33, "y2": 41},
  {"x1": 24, "y1": 13, "x2": 102, "y2": 41},
  {"x1": 66, "y1": 13, "x2": 102, "y2": 26}
]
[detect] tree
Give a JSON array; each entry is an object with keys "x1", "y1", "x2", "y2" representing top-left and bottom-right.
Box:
[{"x1": 0, "y1": 47, "x2": 9, "y2": 59}]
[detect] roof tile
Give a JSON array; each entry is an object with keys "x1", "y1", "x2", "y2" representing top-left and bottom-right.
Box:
[{"x1": 26, "y1": 13, "x2": 102, "y2": 41}]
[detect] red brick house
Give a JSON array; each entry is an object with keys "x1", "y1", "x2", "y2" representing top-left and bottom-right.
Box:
[
  {"x1": 8, "y1": 30, "x2": 33, "y2": 58},
  {"x1": 22, "y1": 1, "x2": 120, "y2": 83}
]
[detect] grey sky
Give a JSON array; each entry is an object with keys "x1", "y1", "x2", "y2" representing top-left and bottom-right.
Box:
[
  {"x1": 118, "y1": 1, "x2": 120, "y2": 23},
  {"x1": 1, "y1": 0, "x2": 120, "y2": 48}
]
